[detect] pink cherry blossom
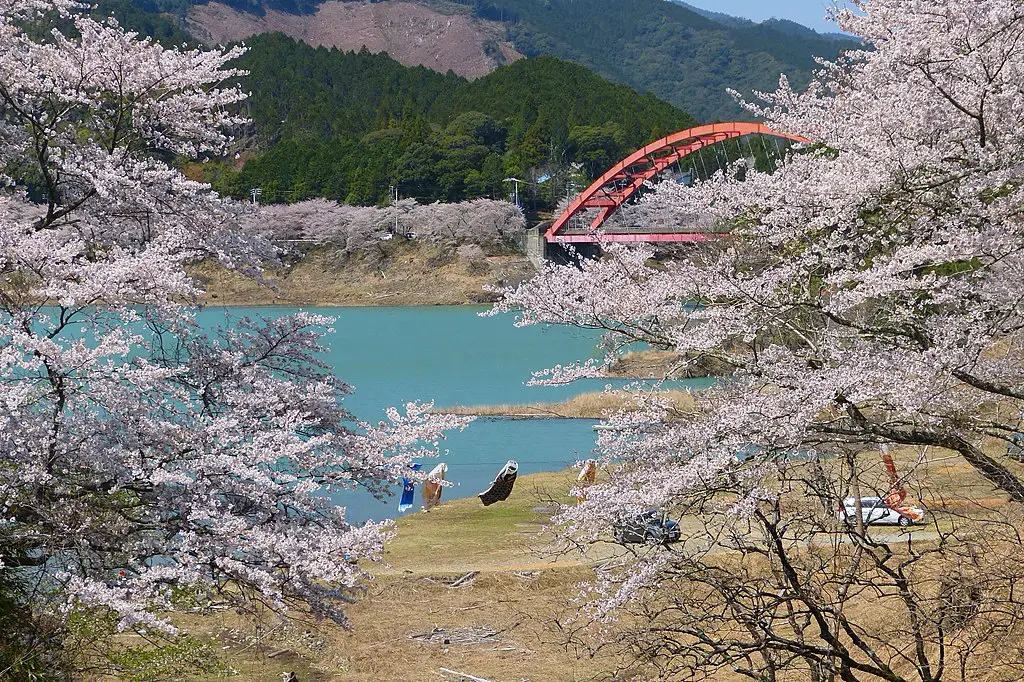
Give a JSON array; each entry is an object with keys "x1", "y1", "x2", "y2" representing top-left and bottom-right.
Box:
[
  {"x1": 0, "y1": 5, "x2": 469, "y2": 630},
  {"x1": 496, "y1": 0, "x2": 1024, "y2": 616}
]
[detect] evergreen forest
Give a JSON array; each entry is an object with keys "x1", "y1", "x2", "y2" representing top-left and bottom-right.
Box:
[
  {"x1": 130, "y1": 0, "x2": 858, "y2": 122},
  {"x1": 478, "y1": 0, "x2": 858, "y2": 122},
  {"x1": 81, "y1": 0, "x2": 841, "y2": 209},
  {"x1": 207, "y1": 34, "x2": 697, "y2": 207}
]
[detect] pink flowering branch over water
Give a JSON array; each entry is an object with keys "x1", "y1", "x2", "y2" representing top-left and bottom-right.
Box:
[
  {"x1": 496, "y1": 0, "x2": 1024, "y2": 615},
  {"x1": 0, "y1": 4, "x2": 468, "y2": 630}
]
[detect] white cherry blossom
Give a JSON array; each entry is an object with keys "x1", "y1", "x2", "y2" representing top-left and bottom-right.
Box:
[
  {"x1": 496, "y1": 0, "x2": 1024, "y2": 619},
  {"x1": 0, "y1": 5, "x2": 468, "y2": 630}
]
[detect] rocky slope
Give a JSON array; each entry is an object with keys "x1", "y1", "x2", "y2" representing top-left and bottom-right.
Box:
[{"x1": 187, "y1": 0, "x2": 522, "y2": 79}]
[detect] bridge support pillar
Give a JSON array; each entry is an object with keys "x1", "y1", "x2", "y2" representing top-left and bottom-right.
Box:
[
  {"x1": 523, "y1": 221, "x2": 603, "y2": 269},
  {"x1": 524, "y1": 223, "x2": 548, "y2": 271}
]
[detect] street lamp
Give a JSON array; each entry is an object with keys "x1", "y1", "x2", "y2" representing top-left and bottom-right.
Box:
[{"x1": 503, "y1": 177, "x2": 522, "y2": 208}]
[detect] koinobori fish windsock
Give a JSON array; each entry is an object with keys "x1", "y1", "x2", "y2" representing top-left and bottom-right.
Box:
[
  {"x1": 398, "y1": 462, "x2": 423, "y2": 512},
  {"x1": 478, "y1": 460, "x2": 518, "y2": 506},
  {"x1": 422, "y1": 462, "x2": 448, "y2": 511}
]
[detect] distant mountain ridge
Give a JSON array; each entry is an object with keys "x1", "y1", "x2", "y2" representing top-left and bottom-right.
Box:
[
  {"x1": 170, "y1": 0, "x2": 859, "y2": 122},
  {"x1": 489, "y1": 0, "x2": 860, "y2": 121},
  {"x1": 670, "y1": 0, "x2": 755, "y2": 28},
  {"x1": 671, "y1": 1, "x2": 850, "y2": 40}
]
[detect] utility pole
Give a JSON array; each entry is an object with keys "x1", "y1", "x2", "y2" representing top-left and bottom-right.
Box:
[
  {"x1": 566, "y1": 179, "x2": 583, "y2": 230},
  {"x1": 389, "y1": 184, "x2": 399, "y2": 233},
  {"x1": 503, "y1": 177, "x2": 522, "y2": 208},
  {"x1": 249, "y1": 187, "x2": 263, "y2": 206}
]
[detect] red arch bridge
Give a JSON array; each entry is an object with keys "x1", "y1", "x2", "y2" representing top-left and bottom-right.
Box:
[{"x1": 544, "y1": 122, "x2": 808, "y2": 244}]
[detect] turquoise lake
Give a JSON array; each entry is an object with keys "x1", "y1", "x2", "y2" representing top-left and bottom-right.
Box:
[
  {"x1": 196, "y1": 306, "x2": 611, "y2": 523},
  {"x1": 193, "y1": 306, "x2": 712, "y2": 523}
]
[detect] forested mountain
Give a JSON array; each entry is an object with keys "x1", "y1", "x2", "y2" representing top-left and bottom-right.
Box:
[
  {"x1": 175, "y1": 0, "x2": 858, "y2": 122},
  {"x1": 670, "y1": 1, "x2": 755, "y2": 29},
  {"x1": 671, "y1": 1, "x2": 850, "y2": 40},
  {"x1": 210, "y1": 34, "x2": 696, "y2": 206},
  {"x1": 73, "y1": 0, "x2": 193, "y2": 44},
  {"x1": 81, "y1": 0, "x2": 836, "y2": 206},
  {"x1": 130, "y1": 0, "x2": 322, "y2": 15},
  {"x1": 487, "y1": 0, "x2": 859, "y2": 122}
]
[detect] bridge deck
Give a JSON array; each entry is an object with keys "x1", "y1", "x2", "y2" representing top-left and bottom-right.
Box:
[
  {"x1": 545, "y1": 122, "x2": 807, "y2": 244},
  {"x1": 556, "y1": 224, "x2": 726, "y2": 243},
  {"x1": 552, "y1": 232, "x2": 718, "y2": 243}
]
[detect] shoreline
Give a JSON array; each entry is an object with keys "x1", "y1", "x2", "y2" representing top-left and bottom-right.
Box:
[
  {"x1": 456, "y1": 413, "x2": 597, "y2": 420},
  {"x1": 197, "y1": 301, "x2": 498, "y2": 309},
  {"x1": 192, "y1": 242, "x2": 535, "y2": 308},
  {"x1": 434, "y1": 388, "x2": 699, "y2": 420}
]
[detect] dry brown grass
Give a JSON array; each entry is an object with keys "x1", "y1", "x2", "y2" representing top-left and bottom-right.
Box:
[
  {"x1": 112, "y1": 454, "x2": 1024, "y2": 682},
  {"x1": 168, "y1": 566, "x2": 602, "y2": 682},
  {"x1": 437, "y1": 388, "x2": 697, "y2": 419},
  {"x1": 604, "y1": 349, "x2": 734, "y2": 379},
  {"x1": 604, "y1": 349, "x2": 679, "y2": 378},
  {"x1": 152, "y1": 470, "x2": 624, "y2": 682},
  {"x1": 189, "y1": 244, "x2": 535, "y2": 307}
]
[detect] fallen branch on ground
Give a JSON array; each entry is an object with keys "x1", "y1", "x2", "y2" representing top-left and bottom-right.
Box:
[
  {"x1": 439, "y1": 667, "x2": 492, "y2": 682},
  {"x1": 448, "y1": 571, "x2": 479, "y2": 588}
]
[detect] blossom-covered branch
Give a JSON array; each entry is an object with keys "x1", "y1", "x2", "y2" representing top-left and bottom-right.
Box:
[
  {"x1": 498, "y1": 1, "x2": 1024, "y2": 678},
  {"x1": 0, "y1": 4, "x2": 468, "y2": 635}
]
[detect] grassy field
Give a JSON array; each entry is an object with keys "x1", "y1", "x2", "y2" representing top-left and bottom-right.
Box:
[
  {"x1": 142, "y1": 449, "x2": 1022, "y2": 682},
  {"x1": 167, "y1": 470, "x2": 624, "y2": 682}
]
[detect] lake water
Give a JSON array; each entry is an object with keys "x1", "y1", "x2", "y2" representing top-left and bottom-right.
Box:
[{"x1": 195, "y1": 306, "x2": 614, "y2": 523}]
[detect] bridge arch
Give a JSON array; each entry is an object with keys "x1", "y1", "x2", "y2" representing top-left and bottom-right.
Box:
[{"x1": 545, "y1": 122, "x2": 808, "y2": 243}]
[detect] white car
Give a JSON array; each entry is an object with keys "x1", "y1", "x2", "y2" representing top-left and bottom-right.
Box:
[{"x1": 836, "y1": 496, "x2": 925, "y2": 527}]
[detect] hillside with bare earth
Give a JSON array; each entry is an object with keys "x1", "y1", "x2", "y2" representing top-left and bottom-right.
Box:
[{"x1": 187, "y1": 0, "x2": 522, "y2": 79}]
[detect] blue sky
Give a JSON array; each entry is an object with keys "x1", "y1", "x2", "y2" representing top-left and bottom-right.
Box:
[{"x1": 682, "y1": 1, "x2": 845, "y2": 34}]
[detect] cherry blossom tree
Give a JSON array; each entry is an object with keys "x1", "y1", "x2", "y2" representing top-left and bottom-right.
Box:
[
  {"x1": 246, "y1": 197, "x2": 525, "y2": 252},
  {"x1": 0, "y1": 0, "x2": 467, "y2": 653},
  {"x1": 493, "y1": 0, "x2": 1024, "y2": 678}
]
